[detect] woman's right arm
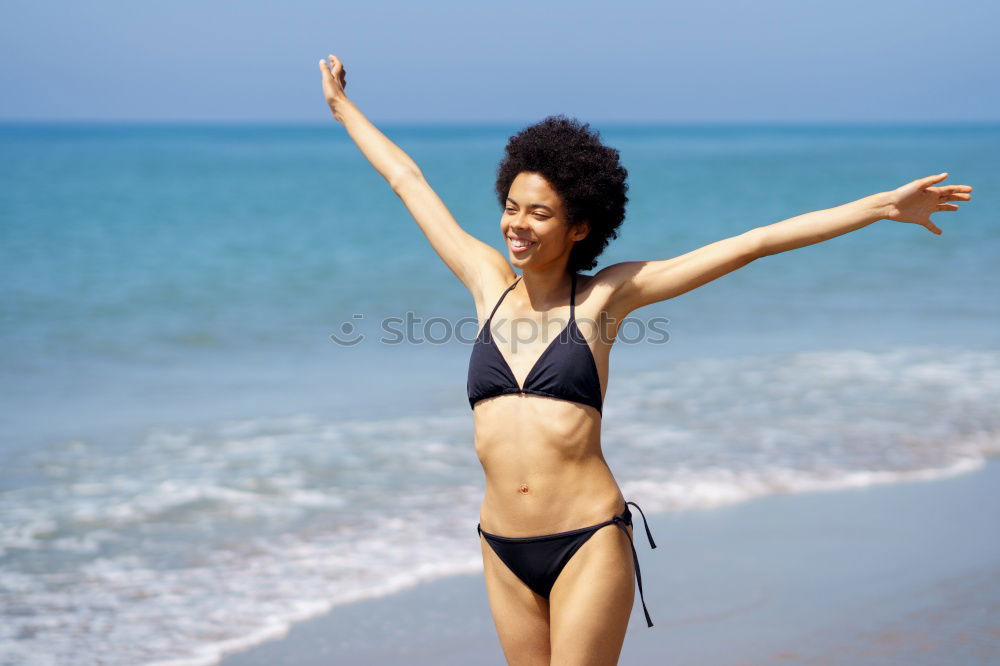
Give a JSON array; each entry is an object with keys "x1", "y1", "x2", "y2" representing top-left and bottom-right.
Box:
[{"x1": 319, "y1": 55, "x2": 509, "y2": 298}]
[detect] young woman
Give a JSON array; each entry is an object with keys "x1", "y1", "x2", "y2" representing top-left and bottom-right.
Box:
[{"x1": 319, "y1": 54, "x2": 972, "y2": 665}]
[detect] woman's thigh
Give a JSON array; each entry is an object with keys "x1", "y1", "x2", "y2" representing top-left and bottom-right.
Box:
[
  {"x1": 548, "y1": 524, "x2": 635, "y2": 665},
  {"x1": 480, "y1": 535, "x2": 552, "y2": 666}
]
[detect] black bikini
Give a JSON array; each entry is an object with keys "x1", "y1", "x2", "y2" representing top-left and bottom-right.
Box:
[
  {"x1": 468, "y1": 273, "x2": 658, "y2": 627},
  {"x1": 468, "y1": 272, "x2": 603, "y2": 414}
]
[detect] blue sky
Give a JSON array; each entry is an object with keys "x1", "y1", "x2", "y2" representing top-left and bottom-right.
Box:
[{"x1": 1, "y1": 0, "x2": 996, "y2": 124}]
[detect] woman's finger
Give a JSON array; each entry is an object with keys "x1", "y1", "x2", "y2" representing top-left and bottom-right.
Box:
[
  {"x1": 319, "y1": 55, "x2": 347, "y2": 91},
  {"x1": 319, "y1": 58, "x2": 336, "y2": 79},
  {"x1": 932, "y1": 185, "x2": 973, "y2": 195},
  {"x1": 936, "y1": 203, "x2": 960, "y2": 211},
  {"x1": 328, "y1": 54, "x2": 346, "y2": 88},
  {"x1": 918, "y1": 172, "x2": 949, "y2": 187}
]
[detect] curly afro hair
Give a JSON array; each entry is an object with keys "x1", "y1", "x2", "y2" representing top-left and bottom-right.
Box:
[{"x1": 495, "y1": 114, "x2": 629, "y2": 274}]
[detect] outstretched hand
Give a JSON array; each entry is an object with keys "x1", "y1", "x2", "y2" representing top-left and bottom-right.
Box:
[
  {"x1": 318, "y1": 54, "x2": 348, "y2": 113},
  {"x1": 884, "y1": 173, "x2": 973, "y2": 235}
]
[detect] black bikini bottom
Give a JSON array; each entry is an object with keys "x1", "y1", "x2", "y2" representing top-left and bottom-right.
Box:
[{"x1": 477, "y1": 500, "x2": 657, "y2": 627}]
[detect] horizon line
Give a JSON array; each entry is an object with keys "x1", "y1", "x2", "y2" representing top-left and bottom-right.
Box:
[{"x1": 1, "y1": 118, "x2": 999, "y2": 128}]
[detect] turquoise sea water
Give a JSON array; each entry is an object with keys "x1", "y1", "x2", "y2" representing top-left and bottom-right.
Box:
[{"x1": 1, "y1": 122, "x2": 998, "y2": 665}]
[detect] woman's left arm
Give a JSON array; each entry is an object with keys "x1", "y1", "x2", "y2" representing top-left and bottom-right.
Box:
[
  {"x1": 601, "y1": 173, "x2": 972, "y2": 317},
  {"x1": 753, "y1": 172, "x2": 972, "y2": 257}
]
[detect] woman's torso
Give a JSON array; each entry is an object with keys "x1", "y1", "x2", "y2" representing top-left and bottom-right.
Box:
[{"x1": 470, "y1": 272, "x2": 626, "y2": 535}]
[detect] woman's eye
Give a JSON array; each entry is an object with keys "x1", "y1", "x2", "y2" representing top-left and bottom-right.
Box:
[{"x1": 504, "y1": 207, "x2": 546, "y2": 219}]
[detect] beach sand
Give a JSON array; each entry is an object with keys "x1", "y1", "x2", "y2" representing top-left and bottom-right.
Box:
[{"x1": 220, "y1": 458, "x2": 1000, "y2": 665}]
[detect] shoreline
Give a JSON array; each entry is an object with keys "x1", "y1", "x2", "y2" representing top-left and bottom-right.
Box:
[{"x1": 219, "y1": 456, "x2": 1000, "y2": 665}]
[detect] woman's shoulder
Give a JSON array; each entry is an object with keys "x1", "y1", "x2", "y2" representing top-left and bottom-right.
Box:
[{"x1": 470, "y1": 263, "x2": 518, "y2": 315}]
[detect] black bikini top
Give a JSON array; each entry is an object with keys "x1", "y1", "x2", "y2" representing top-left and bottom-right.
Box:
[{"x1": 467, "y1": 272, "x2": 603, "y2": 414}]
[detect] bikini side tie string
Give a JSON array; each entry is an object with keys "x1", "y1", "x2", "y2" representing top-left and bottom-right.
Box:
[{"x1": 613, "y1": 500, "x2": 657, "y2": 627}]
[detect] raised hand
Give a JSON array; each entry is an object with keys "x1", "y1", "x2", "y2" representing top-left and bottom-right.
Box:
[
  {"x1": 318, "y1": 54, "x2": 348, "y2": 114},
  {"x1": 884, "y1": 172, "x2": 973, "y2": 235}
]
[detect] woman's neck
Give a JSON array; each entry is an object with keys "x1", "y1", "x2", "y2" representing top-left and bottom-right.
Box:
[{"x1": 515, "y1": 267, "x2": 574, "y2": 310}]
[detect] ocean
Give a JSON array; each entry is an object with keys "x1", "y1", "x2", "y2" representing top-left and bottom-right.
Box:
[{"x1": 1, "y1": 121, "x2": 998, "y2": 665}]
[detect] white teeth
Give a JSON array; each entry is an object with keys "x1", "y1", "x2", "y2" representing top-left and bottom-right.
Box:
[{"x1": 510, "y1": 238, "x2": 535, "y2": 248}]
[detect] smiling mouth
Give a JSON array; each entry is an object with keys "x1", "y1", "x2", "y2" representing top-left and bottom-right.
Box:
[{"x1": 508, "y1": 237, "x2": 536, "y2": 251}]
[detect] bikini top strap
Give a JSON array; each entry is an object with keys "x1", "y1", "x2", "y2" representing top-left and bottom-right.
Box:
[
  {"x1": 487, "y1": 276, "x2": 521, "y2": 322},
  {"x1": 570, "y1": 272, "x2": 577, "y2": 319}
]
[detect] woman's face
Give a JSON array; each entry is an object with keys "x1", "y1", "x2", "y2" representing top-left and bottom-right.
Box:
[{"x1": 502, "y1": 172, "x2": 588, "y2": 270}]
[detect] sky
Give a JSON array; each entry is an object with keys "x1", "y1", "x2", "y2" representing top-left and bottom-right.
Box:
[{"x1": 1, "y1": 0, "x2": 997, "y2": 124}]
